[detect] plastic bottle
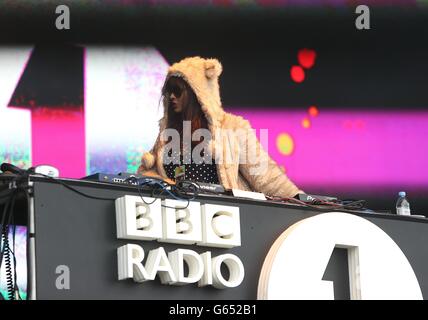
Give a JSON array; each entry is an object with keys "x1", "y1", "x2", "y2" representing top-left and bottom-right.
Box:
[{"x1": 396, "y1": 191, "x2": 411, "y2": 216}]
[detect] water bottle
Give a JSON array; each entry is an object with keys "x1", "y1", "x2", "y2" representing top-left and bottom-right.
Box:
[{"x1": 396, "y1": 191, "x2": 411, "y2": 216}]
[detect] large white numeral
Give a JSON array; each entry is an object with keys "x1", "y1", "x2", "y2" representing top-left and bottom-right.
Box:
[{"x1": 258, "y1": 212, "x2": 423, "y2": 300}]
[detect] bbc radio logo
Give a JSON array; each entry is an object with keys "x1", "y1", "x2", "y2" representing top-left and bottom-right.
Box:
[
  {"x1": 53, "y1": 202, "x2": 423, "y2": 299},
  {"x1": 115, "y1": 196, "x2": 244, "y2": 289}
]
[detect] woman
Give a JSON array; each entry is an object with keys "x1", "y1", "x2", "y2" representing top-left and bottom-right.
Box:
[{"x1": 138, "y1": 56, "x2": 302, "y2": 198}]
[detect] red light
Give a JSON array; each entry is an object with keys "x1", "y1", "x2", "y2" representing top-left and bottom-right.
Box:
[
  {"x1": 291, "y1": 65, "x2": 305, "y2": 83},
  {"x1": 298, "y1": 49, "x2": 317, "y2": 69},
  {"x1": 308, "y1": 106, "x2": 319, "y2": 117}
]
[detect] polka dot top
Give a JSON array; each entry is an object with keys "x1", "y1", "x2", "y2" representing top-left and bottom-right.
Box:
[{"x1": 163, "y1": 147, "x2": 220, "y2": 184}]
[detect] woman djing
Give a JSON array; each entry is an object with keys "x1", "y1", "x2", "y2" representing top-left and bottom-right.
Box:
[{"x1": 138, "y1": 57, "x2": 302, "y2": 198}]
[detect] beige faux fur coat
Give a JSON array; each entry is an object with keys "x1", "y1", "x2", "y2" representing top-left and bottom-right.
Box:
[{"x1": 137, "y1": 57, "x2": 302, "y2": 198}]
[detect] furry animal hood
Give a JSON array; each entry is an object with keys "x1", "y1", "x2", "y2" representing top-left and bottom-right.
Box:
[
  {"x1": 139, "y1": 56, "x2": 226, "y2": 171},
  {"x1": 159, "y1": 56, "x2": 226, "y2": 133},
  {"x1": 138, "y1": 57, "x2": 303, "y2": 198}
]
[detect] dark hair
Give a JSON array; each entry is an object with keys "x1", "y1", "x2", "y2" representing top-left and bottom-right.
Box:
[{"x1": 163, "y1": 76, "x2": 208, "y2": 147}]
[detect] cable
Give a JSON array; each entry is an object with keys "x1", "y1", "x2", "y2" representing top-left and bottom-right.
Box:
[
  {"x1": 266, "y1": 195, "x2": 367, "y2": 212},
  {"x1": 139, "y1": 180, "x2": 191, "y2": 209},
  {"x1": 125, "y1": 177, "x2": 199, "y2": 210},
  {"x1": 0, "y1": 174, "x2": 29, "y2": 300},
  {"x1": 2, "y1": 225, "x2": 14, "y2": 300},
  {"x1": 9, "y1": 199, "x2": 22, "y2": 300},
  {"x1": 0, "y1": 190, "x2": 17, "y2": 300},
  {"x1": 29, "y1": 171, "x2": 202, "y2": 210},
  {"x1": 37, "y1": 173, "x2": 198, "y2": 206},
  {"x1": 174, "y1": 180, "x2": 200, "y2": 200},
  {"x1": 0, "y1": 191, "x2": 14, "y2": 270},
  {"x1": 3, "y1": 172, "x2": 199, "y2": 212}
]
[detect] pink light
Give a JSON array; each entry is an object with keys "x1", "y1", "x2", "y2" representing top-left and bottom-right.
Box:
[
  {"x1": 228, "y1": 108, "x2": 428, "y2": 192},
  {"x1": 31, "y1": 106, "x2": 86, "y2": 178}
]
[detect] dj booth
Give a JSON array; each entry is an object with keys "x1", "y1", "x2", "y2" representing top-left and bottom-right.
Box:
[{"x1": 1, "y1": 175, "x2": 428, "y2": 300}]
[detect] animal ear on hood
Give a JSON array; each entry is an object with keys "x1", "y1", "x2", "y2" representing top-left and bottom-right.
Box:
[{"x1": 204, "y1": 59, "x2": 223, "y2": 79}]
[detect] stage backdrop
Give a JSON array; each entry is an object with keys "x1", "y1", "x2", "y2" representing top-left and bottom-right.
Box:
[{"x1": 1, "y1": 45, "x2": 427, "y2": 197}]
